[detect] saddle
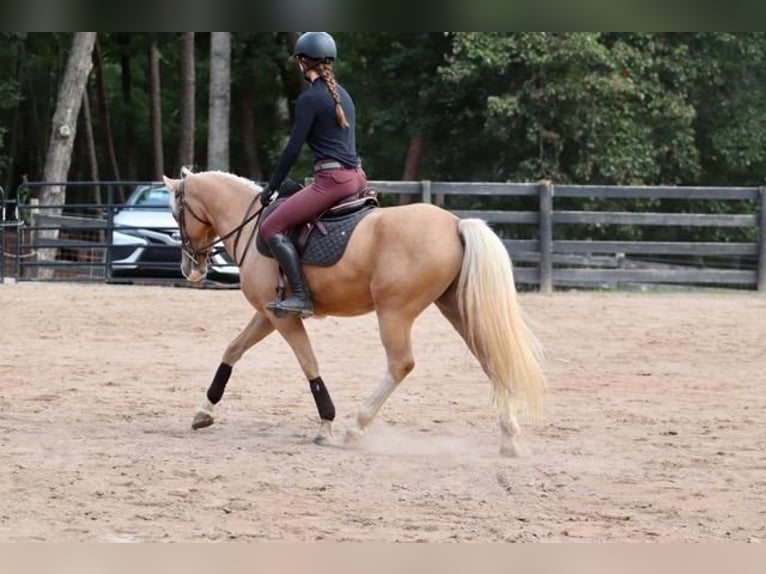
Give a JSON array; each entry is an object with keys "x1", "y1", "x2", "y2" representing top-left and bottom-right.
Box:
[{"x1": 256, "y1": 182, "x2": 378, "y2": 267}]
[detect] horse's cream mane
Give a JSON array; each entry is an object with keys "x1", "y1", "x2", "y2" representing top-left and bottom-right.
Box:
[
  {"x1": 182, "y1": 166, "x2": 262, "y2": 193},
  {"x1": 209, "y1": 170, "x2": 263, "y2": 193}
]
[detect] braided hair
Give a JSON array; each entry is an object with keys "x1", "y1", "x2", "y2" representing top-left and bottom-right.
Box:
[{"x1": 317, "y1": 62, "x2": 349, "y2": 129}]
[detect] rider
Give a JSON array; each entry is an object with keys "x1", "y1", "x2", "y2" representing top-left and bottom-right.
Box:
[{"x1": 259, "y1": 31, "x2": 367, "y2": 318}]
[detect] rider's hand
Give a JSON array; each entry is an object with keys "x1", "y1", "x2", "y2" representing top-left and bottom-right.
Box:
[{"x1": 259, "y1": 184, "x2": 276, "y2": 207}]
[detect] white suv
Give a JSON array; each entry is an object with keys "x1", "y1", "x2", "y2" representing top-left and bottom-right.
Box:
[{"x1": 109, "y1": 184, "x2": 239, "y2": 283}]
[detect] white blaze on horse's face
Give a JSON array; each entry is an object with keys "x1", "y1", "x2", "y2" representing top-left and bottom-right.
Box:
[{"x1": 168, "y1": 186, "x2": 178, "y2": 215}]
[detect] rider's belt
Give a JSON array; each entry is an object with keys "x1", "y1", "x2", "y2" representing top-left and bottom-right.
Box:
[{"x1": 314, "y1": 160, "x2": 346, "y2": 172}]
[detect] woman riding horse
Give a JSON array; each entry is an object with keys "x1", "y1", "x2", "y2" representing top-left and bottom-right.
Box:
[{"x1": 259, "y1": 32, "x2": 368, "y2": 318}]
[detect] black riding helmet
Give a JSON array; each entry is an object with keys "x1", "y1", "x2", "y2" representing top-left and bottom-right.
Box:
[{"x1": 293, "y1": 32, "x2": 337, "y2": 62}]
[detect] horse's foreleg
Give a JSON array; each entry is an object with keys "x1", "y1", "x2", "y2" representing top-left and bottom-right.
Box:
[
  {"x1": 192, "y1": 363, "x2": 231, "y2": 429},
  {"x1": 272, "y1": 316, "x2": 336, "y2": 444},
  {"x1": 192, "y1": 311, "x2": 275, "y2": 430},
  {"x1": 346, "y1": 312, "x2": 415, "y2": 444},
  {"x1": 308, "y1": 376, "x2": 335, "y2": 443}
]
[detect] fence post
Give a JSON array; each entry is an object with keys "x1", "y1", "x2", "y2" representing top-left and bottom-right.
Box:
[
  {"x1": 421, "y1": 180, "x2": 432, "y2": 204},
  {"x1": 15, "y1": 195, "x2": 21, "y2": 280},
  {"x1": 538, "y1": 180, "x2": 554, "y2": 294},
  {"x1": 0, "y1": 186, "x2": 4, "y2": 284},
  {"x1": 759, "y1": 187, "x2": 766, "y2": 293}
]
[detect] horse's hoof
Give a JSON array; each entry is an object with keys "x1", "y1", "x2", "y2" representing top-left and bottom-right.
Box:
[
  {"x1": 313, "y1": 421, "x2": 335, "y2": 445},
  {"x1": 499, "y1": 441, "x2": 530, "y2": 458},
  {"x1": 313, "y1": 434, "x2": 334, "y2": 446},
  {"x1": 344, "y1": 427, "x2": 365, "y2": 447},
  {"x1": 191, "y1": 411, "x2": 214, "y2": 430}
]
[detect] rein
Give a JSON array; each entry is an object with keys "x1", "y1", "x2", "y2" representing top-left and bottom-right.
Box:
[{"x1": 175, "y1": 178, "x2": 264, "y2": 268}]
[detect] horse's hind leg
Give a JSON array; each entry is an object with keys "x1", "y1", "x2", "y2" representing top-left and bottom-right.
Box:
[
  {"x1": 346, "y1": 310, "x2": 415, "y2": 444},
  {"x1": 498, "y1": 407, "x2": 530, "y2": 457},
  {"x1": 192, "y1": 311, "x2": 275, "y2": 430},
  {"x1": 435, "y1": 291, "x2": 529, "y2": 457}
]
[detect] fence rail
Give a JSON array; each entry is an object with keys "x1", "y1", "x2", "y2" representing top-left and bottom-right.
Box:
[
  {"x1": 1, "y1": 179, "x2": 764, "y2": 292},
  {"x1": 0, "y1": 186, "x2": 5, "y2": 283},
  {"x1": 5, "y1": 181, "x2": 187, "y2": 285},
  {"x1": 372, "y1": 179, "x2": 765, "y2": 293}
]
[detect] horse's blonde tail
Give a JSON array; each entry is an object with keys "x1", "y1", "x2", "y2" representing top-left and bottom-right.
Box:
[{"x1": 457, "y1": 219, "x2": 545, "y2": 417}]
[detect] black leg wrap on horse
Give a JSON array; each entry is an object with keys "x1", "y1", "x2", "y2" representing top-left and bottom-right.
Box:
[
  {"x1": 309, "y1": 377, "x2": 335, "y2": 421},
  {"x1": 207, "y1": 363, "x2": 233, "y2": 404}
]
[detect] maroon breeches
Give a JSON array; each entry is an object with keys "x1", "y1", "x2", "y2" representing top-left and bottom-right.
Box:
[{"x1": 259, "y1": 167, "x2": 368, "y2": 241}]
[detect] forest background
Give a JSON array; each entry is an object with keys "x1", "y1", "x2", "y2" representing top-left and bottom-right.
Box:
[{"x1": 0, "y1": 32, "x2": 764, "y2": 238}]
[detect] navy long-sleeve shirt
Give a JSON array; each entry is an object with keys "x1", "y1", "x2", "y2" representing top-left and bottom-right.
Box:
[{"x1": 268, "y1": 77, "x2": 359, "y2": 191}]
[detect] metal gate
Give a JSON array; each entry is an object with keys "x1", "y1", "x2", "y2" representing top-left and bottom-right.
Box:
[
  {"x1": 10, "y1": 180, "x2": 239, "y2": 287},
  {"x1": 14, "y1": 181, "x2": 159, "y2": 283},
  {"x1": 0, "y1": 186, "x2": 23, "y2": 283},
  {"x1": 0, "y1": 186, "x2": 5, "y2": 283}
]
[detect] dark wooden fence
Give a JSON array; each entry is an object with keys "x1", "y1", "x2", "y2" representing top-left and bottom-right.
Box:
[
  {"x1": 1, "y1": 180, "x2": 765, "y2": 292},
  {"x1": 369, "y1": 180, "x2": 766, "y2": 293},
  {"x1": 0, "y1": 186, "x2": 5, "y2": 283}
]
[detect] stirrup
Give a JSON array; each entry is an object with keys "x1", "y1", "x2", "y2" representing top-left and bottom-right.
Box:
[{"x1": 266, "y1": 298, "x2": 313, "y2": 319}]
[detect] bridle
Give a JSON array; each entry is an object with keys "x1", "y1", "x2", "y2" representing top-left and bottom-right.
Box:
[{"x1": 174, "y1": 178, "x2": 265, "y2": 270}]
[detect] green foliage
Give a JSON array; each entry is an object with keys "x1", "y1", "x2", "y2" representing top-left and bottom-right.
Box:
[
  {"x1": 0, "y1": 36, "x2": 22, "y2": 151},
  {"x1": 1, "y1": 32, "x2": 765, "y2": 212},
  {"x1": 435, "y1": 32, "x2": 704, "y2": 185},
  {"x1": 337, "y1": 32, "x2": 452, "y2": 179},
  {"x1": 679, "y1": 32, "x2": 766, "y2": 186}
]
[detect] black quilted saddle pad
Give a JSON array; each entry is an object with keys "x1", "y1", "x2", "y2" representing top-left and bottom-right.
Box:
[{"x1": 256, "y1": 202, "x2": 376, "y2": 267}]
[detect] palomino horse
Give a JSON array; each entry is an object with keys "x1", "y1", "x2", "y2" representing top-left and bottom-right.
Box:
[{"x1": 162, "y1": 169, "x2": 545, "y2": 456}]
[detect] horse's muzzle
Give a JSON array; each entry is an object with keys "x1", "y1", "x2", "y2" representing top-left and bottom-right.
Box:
[{"x1": 181, "y1": 250, "x2": 208, "y2": 283}]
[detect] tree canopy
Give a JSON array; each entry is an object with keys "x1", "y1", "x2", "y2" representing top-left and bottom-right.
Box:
[{"x1": 2, "y1": 32, "x2": 766, "y2": 199}]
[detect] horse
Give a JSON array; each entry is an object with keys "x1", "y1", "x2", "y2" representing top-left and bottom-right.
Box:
[{"x1": 162, "y1": 168, "x2": 545, "y2": 456}]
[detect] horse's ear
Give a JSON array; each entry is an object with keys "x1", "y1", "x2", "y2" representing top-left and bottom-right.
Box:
[{"x1": 162, "y1": 175, "x2": 177, "y2": 191}]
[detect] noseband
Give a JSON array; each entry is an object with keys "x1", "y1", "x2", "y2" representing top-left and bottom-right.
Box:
[
  {"x1": 175, "y1": 180, "x2": 216, "y2": 268},
  {"x1": 174, "y1": 178, "x2": 265, "y2": 269}
]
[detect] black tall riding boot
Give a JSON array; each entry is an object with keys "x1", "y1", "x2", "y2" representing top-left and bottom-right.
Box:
[{"x1": 266, "y1": 234, "x2": 314, "y2": 318}]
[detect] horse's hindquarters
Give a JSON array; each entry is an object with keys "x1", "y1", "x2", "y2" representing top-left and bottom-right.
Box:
[{"x1": 305, "y1": 205, "x2": 463, "y2": 317}]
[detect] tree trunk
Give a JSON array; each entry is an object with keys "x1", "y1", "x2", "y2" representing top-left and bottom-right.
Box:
[
  {"x1": 148, "y1": 35, "x2": 164, "y2": 181},
  {"x1": 207, "y1": 32, "x2": 231, "y2": 171},
  {"x1": 3, "y1": 50, "x2": 24, "y2": 194},
  {"x1": 119, "y1": 36, "x2": 138, "y2": 181},
  {"x1": 4, "y1": 96, "x2": 20, "y2": 194},
  {"x1": 39, "y1": 32, "x2": 97, "y2": 278},
  {"x1": 177, "y1": 32, "x2": 196, "y2": 173},
  {"x1": 283, "y1": 31, "x2": 305, "y2": 95},
  {"x1": 21, "y1": 38, "x2": 46, "y2": 179},
  {"x1": 81, "y1": 88, "x2": 100, "y2": 203},
  {"x1": 41, "y1": 33, "x2": 97, "y2": 209},
  {"x1": 93, "y1": 38, "x2": 122, "y2": 201},
  {"x1": 240, "y1": 85, "x2": 262, "y2": 180},
  {"x1": 399, "y1": 133, "x2": 425, "y2": 205},
  {"x1": 278, "y1": 32, "x2": 306, "y2": 125}
]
